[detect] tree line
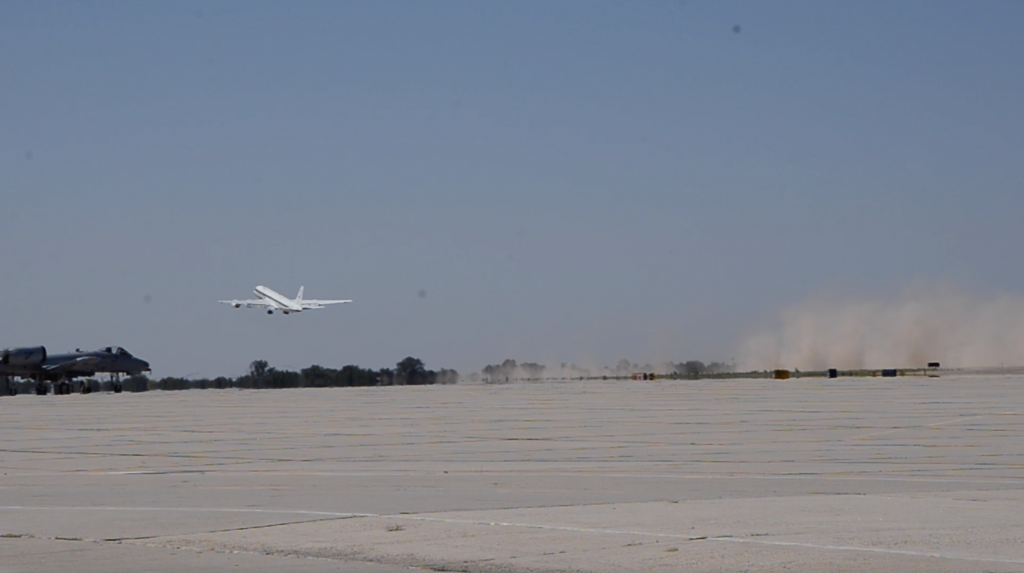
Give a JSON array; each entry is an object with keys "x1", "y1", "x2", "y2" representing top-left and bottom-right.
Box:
[
  {"x1": 474, "y1": 358, "x2": 733, "y2": 382},
  {"x1": 2, "y1": 357, "x2": 459, "y2": 394}
]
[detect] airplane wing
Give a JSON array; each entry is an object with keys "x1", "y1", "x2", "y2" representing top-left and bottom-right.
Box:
[
  {"x1": 44, "y1": 356, "x2": 101, "y2": 372},
  {"x1": 219, "y1": 299, "x2": 273, "y2": 309},
  {"x1": 299, "y1": 299, "x2": 352, "y2": 309}
]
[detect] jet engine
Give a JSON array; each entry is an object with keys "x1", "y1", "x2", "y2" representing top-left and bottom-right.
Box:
[{"x1": 1, "y1": 346, "x2": 47, "y2": 366}]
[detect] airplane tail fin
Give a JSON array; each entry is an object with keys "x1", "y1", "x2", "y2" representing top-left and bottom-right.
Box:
[{"x1": 297, "y1": 286, "x2": 304, "y2": 302}]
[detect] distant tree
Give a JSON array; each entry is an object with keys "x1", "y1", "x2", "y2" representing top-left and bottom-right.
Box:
[
  {"x1": 124, "y1": 374, "x2": 150, "y2": 392},
  {"x1": 338, "y1": 364, "x2": 378, "y2": 386},
  {"x1": 301, "y1": 365, "x2": 333, "y2": 388},
  {"x1": 706, "y1": 361, "x2": 730, "y2": 373},
  {"x1": 479, "y1": 359, "x2": 531, "y2": 381},
  {"x1": 436, "y1": 368, "x2": 460, "y2": 385},
  {"x1": 266, "y1": 369, "x2": 301, "y2": 389},
  {"x1": 159, "y1": 377, "x2": 191, "y2": 391},
  {"x1": 249, "y1": 360, "x2": 269, "y2": 380},
  {"x1": 520, "y1": 362, "x2": 545, "y2": 378},
  {"x1": 480, "y1": 363, "x2": 500, "y2": 383},
  {"x1": 677, "y1": 361, "x2": 706, "y2": 376},
  {"x1": 396, "y1": 357, "x2": 426, "y2": 385}
]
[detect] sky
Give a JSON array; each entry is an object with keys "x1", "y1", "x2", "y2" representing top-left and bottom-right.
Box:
[{"x1": 2, "y1": 1, "x2": 1023, "y2": 377}]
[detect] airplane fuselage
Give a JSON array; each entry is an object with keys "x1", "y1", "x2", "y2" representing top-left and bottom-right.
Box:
[
  {"x1": 255, "y1": 286, "x2": 303, "y2": 313},
  {"x1": 0, "y1": 346, "x2": 150, "y2": 381}
]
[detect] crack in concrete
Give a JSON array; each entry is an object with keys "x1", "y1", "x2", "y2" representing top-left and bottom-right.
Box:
[{"x1": 103, "y1": 515, "x2": 358, "y2": 542}]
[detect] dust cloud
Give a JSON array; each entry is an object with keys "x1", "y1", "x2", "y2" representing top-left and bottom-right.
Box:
[{"x1": 738, "y1": 286, "x2": 1024, "y2": 370}]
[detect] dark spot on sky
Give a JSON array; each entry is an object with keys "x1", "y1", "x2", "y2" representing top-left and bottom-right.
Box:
[
  {"x1": 24, "y1": 151, "x2": 33, "y2": 160},
  {"x1": 733, "y1": 25, "x2": 742, "y2": 34},
  {"x1": 418, "y1": 289, "x2": 427, "y2": 299},
  {"x1": 143, "y1": 294, "x2": 153, "y2": 304}
]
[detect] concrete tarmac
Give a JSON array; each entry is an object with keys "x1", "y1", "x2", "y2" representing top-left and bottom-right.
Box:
[{"x1": 1, "y1": 375, "x2": 1023, "y2": 572}]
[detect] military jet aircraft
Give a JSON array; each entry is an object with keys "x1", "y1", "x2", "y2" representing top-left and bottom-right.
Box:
[{"x1": 0, "y1": 346, "x2": 151, "y2": 395}]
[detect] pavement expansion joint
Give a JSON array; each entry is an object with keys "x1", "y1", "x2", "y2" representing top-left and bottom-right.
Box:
[
  {"x1": 102, "y1": 515, "x2": 359, "y2": 542},
  {"x1": 712, "y1": 536, "x2": 1024, "y2": 565}
]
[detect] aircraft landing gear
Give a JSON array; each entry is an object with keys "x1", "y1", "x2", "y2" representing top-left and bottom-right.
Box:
[
  {"x1": 35, "y1": 381, "x2": 48, "y2": 396},
  {"x1": 57, "y1": 381, "x2": 71, "y2": 395},
  {"x1": 110, "y1": 373, "x2": 123, "y2": 394},
  {"x1": 80, "y1": 381, "x2": 92, "y2": 395},
  {"x1": 1, "y1": 376, "x2": 14, "y2": 396}
]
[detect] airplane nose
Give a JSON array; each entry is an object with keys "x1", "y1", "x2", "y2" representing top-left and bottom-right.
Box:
[{"x1": 138, "y1": 359, "x2": 151, "y2": 372}]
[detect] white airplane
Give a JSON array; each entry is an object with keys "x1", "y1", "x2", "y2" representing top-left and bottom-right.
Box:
[{"x1": 219, "y1": 285, "x2": 352, "y2": 315}]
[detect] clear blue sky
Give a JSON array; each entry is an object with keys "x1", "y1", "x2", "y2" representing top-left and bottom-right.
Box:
[{"x1": 3, "y1": 1, "x2": 1022, "y2": 377}]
